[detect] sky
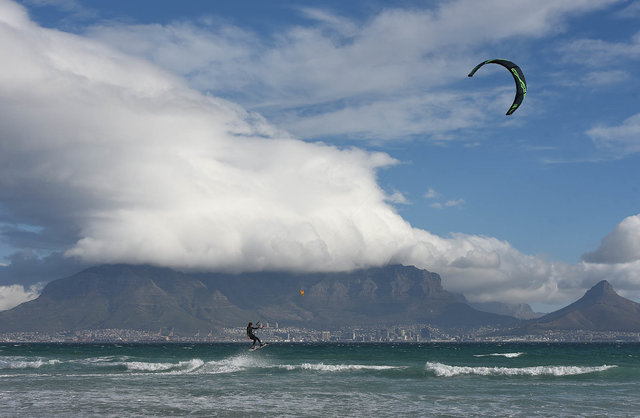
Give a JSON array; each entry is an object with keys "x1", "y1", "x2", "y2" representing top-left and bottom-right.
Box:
[{"x1": 0, "y1": 0, "x2": 639, "y2": 313}]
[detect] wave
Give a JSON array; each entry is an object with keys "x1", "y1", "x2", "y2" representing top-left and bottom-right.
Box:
[
  {"x1": 282, "y1": 362, "x2": 403, "y2": 372},
  {"x1": 122, "y1": 354, "x2": 266, "y2": 375},
  {"x1": 197, "y1": 356, "x2": 399, "y2": 375},
  {"x1": 425, "y1": 362, "x2": 617, "y2": 377},
  {"x1": 182, "y1": 355, "x2": 404, "y2": 375},
  {"x1": 202, "y1": 354, "x2": 264, "y2": 374},
  {"x1": 473, "y1": 352, "x2": 524, "y2": 358},
  {"x1": 0, "y1": 358, "x2": 61, "y2": 369},
  {"x1": 125, "y1": 359, "x2": 204, "y2": 373}
]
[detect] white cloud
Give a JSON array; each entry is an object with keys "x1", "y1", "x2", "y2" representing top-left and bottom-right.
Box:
[
  {"x1": 385, "y1": 190, "x2": 409, "y2": 205},
  {"x1": 578, "y1": 260, "x2": 640, "y2": 299},
  {"x1": 430, "y1": 200, "x2": 466, "y2": 209},
  {"x1": 2, "y1": 0, "x2": 640, "y2": 311},
  {"x1": 296, "y1": 6, "x2": 360, "y2": 38},
  {"x1": 587, "y1": 113, "x2": 640, "y2": 156},
  {"x1": 82, "y1": 0, "x2": 620, "y2": 141},
  {"x1": 582, "y1": 214, "x2": 640, "y2": 264},
  {"x1": 0, "y1": 283, "x2": 42, "y2": 311},
  {"x1": 615, "y1": 0, "x2": 640, "y2": 18},
  {"x1": 444, "y1": 198, "x2": 466, "y2": 208},
  {"x1": 582, "y1": 69, "x2": 630, "y2": 86},
  {"x1": 426, "y1": 188, "x2": 465, "y2": 209},
  {"x1": 0, "y1": 1, "x2": 398, "y2": 274},
  {"x1": 558, "y1": 31, "x2": 640, "y2": 67},
  {"x1": 398, "y1": 231, "x2": 574, "y2": 305},
  {"x1": 424, "y1": 188, "x2": 438, "y2": 199}
]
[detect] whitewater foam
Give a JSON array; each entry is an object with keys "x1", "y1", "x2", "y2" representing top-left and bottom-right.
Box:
[
  {"x1": 279, "y1": 362, "x2": 403, "y2": 372},
  {"x1": 125, "y1": 358, "x2": 204, "y2": 373},
  {"x1": 203, "y1": 354, "x2": 265, "y2": 374},
  {"x1": 119, "y1": 354, "x2": 274, "y2": 375},
  {"x1": 0, "y1": 358, "x2": 61, "y2": 369},
  {"x1": 474, "y1": 352, "x2": 524, "y2": 358},
  {"x1": 425, "y1": 362, "x2": 617, "y2": 377},
  {"x1": 81, "y1": 356, "x2": 131, "y2": 364}
]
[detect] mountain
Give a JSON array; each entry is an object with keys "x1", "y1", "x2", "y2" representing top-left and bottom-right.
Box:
[
  {"x1": 470, "y1": 301, "x2": 542, "y2": 320},
  {"x1": 7, "y1": 265, "x2": 638, "y2": 338},
  {"x1": 0, "y1": 264, "x2": 518, "y2": 334},
  {"x1": 0, "y1": 265, "x2": 250, "y2": 334},
  {"x1": 514, "y1": 280, "x2": 640, "y2": 333},
  {"x1": 198, "y1": 264, "x2": 519, "y2": 328}
]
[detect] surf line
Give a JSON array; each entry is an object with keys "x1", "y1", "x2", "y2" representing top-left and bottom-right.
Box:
[{"x1": 425, "y1": 362, "x2": 617, "y2": 377}]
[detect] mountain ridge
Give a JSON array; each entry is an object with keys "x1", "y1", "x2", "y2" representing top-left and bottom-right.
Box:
[
  {"x1": 0, "y1": 264, "x2": 517, "y2": 334},
  {"x1": 2, "y1": 265, "x2": 639, "y2": 336}
]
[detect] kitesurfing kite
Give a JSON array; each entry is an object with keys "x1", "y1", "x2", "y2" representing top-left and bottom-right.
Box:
[{"x1": 468, "y1": 59, "x2": 527, "y2": 115}]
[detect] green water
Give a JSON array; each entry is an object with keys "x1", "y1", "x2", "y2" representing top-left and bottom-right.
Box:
[{"x1": 1, "y1": 343, "x2": 639, "y2": 416}]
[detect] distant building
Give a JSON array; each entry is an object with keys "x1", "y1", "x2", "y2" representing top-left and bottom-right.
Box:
[{"x1": 420, "y1": 328, "x2": 431, "y2": 340}]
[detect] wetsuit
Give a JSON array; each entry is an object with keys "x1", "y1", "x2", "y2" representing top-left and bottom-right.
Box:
[{"x1": 247, "y1": 324, "x2": 262, "y2": 347}]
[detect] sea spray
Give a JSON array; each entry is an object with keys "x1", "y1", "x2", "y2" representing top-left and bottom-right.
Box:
[{"x1": 202, "y1": 353, "x2": 269, "y2": 374}]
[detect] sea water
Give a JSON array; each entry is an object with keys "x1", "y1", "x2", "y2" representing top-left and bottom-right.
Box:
[{"x1": 1, "y1": 342, "x2": 639, "y2": 417}]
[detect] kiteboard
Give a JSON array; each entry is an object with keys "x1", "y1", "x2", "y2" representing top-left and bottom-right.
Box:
[{"x1": 249, "y1": 343, "x2": 268, "y2": 351}]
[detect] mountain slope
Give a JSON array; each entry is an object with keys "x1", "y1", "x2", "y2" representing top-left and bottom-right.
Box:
[
  {"x1": 470, "y1": 301, "x2": 542, "y2": 320},
  {"x1": 517, "y1": 280, "x2": 640, "y2": 333},
  {"x1": 0, "y1": 265, "x2": 250, "y2": 334}
]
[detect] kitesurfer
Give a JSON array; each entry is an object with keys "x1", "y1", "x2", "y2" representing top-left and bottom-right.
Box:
[{"x1": 247, "y1": 322, "x2": 264, "y2": 348}]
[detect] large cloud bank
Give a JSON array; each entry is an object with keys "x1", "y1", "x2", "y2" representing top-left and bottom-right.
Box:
[
  {"x1": 0, "y1": 0, "x2": 406, "y2": 273},
  {"x1": 1, "y1": 0, "x2": 639, "y2": 311}
]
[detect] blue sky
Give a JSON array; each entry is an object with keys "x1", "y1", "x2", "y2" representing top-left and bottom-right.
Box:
[{"x1": 1, "y1": 0, "x2": 639, "y2": 312}]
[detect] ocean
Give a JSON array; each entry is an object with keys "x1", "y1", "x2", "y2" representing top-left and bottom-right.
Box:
[{"x1": 1, "y1": 342, "x2": 638, "y2": 417}]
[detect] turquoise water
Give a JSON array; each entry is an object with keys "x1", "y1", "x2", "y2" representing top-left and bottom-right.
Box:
[{"x1": 1, "y1": 343, "x2": 639, "y2": 416}]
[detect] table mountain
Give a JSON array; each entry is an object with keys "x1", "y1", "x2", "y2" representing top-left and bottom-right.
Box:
[
  {"x1": 0, "y1": 264, "x2": 250, "y2": 334},
  {"x1": 198, "y1": 264, "x2": 518, "y2": 328},
  {"x1": 0, "y1": 264, "x2": 517, "y2": 334}
]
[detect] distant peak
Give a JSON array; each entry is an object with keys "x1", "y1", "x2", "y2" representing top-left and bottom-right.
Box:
[
  {"x1": 584, "y1": 280, "x2": 617, "y2": 299},
  {"x1": 592, "y1": 280, "x2": 613, "y2": 291}
]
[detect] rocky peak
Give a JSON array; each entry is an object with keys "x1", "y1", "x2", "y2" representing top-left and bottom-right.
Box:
[{"x1": 581, "y1": 280, "x2": 617, "y2": 302}]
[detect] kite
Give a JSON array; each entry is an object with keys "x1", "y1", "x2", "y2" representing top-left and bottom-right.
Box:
[
  {"x1": 300, "y1": 290, "x2": 305, "y2": 296},
  {"x1": 468, "y1": 59, "x2": 527, "y2": 115}
]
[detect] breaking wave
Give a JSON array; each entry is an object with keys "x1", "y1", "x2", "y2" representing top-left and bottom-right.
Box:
[
  {"x1": 125, "y1": 359, "x2": 204, "y2": 373},
  {"x1": 473, "y1": 352, "x2": 524, "y2": 358},
  {"x1": 200, "y1": 356, "x2": 403, "y2": 374},
  {"x1": 425, "y1": 362, "x2": 617, "y2": 377},
  {"x1": 123, "y1": 354, "x2": 271, "y2": 375},
  {"x1": 0, "y1": 358, "x2": 61, "y2": 369},
  {"x1": 202, "y1": 354, "x2": 264, "y2": 374},
  {"x1": 283, "y1": 363, "x2": 402, "y2": 372}
]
